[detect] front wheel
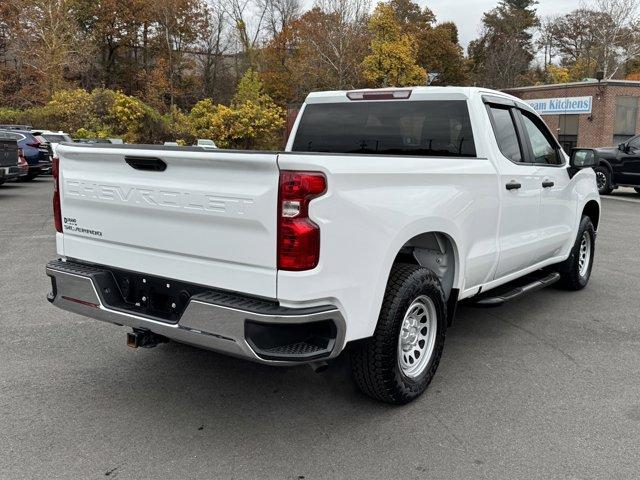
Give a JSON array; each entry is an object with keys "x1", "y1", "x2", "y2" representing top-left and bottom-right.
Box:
[
  {"x1": 557, "y1": 216, "x2": 595, "y2": 290},
  {"x1": 594, "y1": 166, "x2": 613, "y2": 195},
  {"x1": 351, "y1": 264, "x2": 446, "y2": 405}
]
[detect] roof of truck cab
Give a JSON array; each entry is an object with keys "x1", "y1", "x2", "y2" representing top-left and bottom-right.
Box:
[{"x1": 304, "y1": 86, "x2": 522, "y2": 104}]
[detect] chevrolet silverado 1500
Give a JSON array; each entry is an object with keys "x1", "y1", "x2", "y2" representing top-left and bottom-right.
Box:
[{"x1": 46, "y1": 87, "x2": 600, "y2": 404}]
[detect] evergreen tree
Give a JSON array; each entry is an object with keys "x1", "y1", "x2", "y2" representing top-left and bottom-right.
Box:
[{"x1": 468, "y1": 0, "x2": 539, "y2": 88}]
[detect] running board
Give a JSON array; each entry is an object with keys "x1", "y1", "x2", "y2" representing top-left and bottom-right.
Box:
[{"x1": 471, "y1": 272, "x2": 561, "y2": 307}]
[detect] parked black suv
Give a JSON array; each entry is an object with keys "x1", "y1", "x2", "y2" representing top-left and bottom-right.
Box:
[{"x1": 594, "y1": 135, "x2": 640, "y2": 195}]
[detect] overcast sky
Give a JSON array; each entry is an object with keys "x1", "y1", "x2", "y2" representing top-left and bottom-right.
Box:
[{"x1": 422, "y1": 0, "x2": 583, "y2": 50}]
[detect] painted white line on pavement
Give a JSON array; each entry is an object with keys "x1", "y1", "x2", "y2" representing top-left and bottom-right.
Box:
[{"x1": 601, "y1": 196, "x2": 640, "y2": 204}]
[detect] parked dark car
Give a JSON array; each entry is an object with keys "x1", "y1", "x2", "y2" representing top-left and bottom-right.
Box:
[
  {"x1": 0, "y1": 136, "x2": 20, "y2": 186},
  {"x1": 0, "y1": 130, "x2": 51, "y2": 180},
  {"x1": 594, "y1": 135, "x2": 640, "y2": 195}
]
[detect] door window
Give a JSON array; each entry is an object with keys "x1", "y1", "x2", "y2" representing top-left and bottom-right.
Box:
[
  {"x1": 488, "y1": 106, "x2": 523, "y2": 163},
  {"x1": 628, "y1": 136, "x2": 640, "y2": 150},
  {"x1": 521, "y1": 112, "x2": 562, "y2": 165}
]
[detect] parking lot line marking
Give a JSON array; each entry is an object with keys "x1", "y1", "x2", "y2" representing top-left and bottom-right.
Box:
[{"x1": 601, "y1": 196, "x2": 640, "y2": 204}]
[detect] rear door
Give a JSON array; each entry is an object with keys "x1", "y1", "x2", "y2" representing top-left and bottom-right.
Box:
[
  {"x1": 486, "y1": 103, "x2": 541, "y2": 279},
  {"x1": 57, "y1": 145, "x2": 280, "y2": 298}
]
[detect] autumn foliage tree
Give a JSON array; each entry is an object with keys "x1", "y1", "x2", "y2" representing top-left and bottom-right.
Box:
[
  {"x1": 384, "y1": 0, "x2": 468, "y2": 85},
  {"x1": 176, "y1": 69, "x2": 284, "y2": 149},
  {"x1": 260, "y1": 2, "x2": 370, "y2": 104},
  {"x1": 362, "y1": 3, "x2": 426, "y2": 87}
]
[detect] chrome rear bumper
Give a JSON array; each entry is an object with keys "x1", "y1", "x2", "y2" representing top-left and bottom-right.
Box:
[{"x1": 46, "y1": 259, "x2": 345, "y2": 365}]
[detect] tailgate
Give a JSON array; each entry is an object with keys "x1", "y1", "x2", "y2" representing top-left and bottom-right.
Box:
[
  {"x1": 0, "y1": 140, "x2": 18, "y2": 168},
  {"x1": 56, "y1": 145, "x2": 280, "y2": 298}
]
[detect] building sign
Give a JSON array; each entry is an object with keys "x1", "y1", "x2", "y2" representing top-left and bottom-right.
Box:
[{"x1": 526, "y1": 96, "x2": 593, "y2": 115}]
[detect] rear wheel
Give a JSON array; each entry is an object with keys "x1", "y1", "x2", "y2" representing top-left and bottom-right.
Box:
[
  {"x1": 557, "y1": 215, "x2": 595, "y2": 290},
  {"x1": 351, "y1": 264, "x2": 446, "y2": 405},
  {"x1": 594, "y1": 166, "x2": 612, "y2": 195}
]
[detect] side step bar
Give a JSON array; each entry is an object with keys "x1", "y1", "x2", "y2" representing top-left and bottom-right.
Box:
[{"x1": 471, "y1": 272, "x2": 561, "y2": 307}]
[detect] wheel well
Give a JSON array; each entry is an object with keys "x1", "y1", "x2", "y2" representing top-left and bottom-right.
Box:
[
  {"x1": 597, "y1": 160, "x2": 612, "y2": 174},
  {"x1": 583, "y1": 200, "x2": 600, "y2": 230},
  {"x1": 393, "y1": 232, "x2": 457, "y2": 300}
]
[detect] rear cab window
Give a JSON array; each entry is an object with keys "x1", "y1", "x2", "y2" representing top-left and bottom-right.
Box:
[{"x1": 292, "y1": 100, "x2": 476, "y2": 157}]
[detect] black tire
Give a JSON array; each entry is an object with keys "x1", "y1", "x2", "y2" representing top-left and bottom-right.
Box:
[
  {"x1": 594, "y1": 166, "x2": 613, "y2": 195},
  {"x1": 18, "y1": 173, "x2": 38, "y2": 182},
  {"x1": 351, "y1": 263, "x2": 446, "y2": 405},
  {"x1": 557, "y1": 215, "x2": 595, "y2": 290}
]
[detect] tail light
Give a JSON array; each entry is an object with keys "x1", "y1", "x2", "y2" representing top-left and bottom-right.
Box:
[
  {"x1": 278, "y1": 171, "x2": 326, "y2": 271},
  {"x1": 52, "y1": 156, "x2": 62, "y2": 233}
]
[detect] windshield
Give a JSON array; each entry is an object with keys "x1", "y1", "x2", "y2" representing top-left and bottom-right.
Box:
[{"x1": 292, "y1": 100, "x2": 476, "y2": 157}]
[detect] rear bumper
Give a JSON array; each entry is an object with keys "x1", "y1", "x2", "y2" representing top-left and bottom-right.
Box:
[
  {"x1": 0, "y1": 166, "x2": 20, "y2": 180},
  {"x1": 46, "y1": 259, "x2": 346, "y2": 365}
]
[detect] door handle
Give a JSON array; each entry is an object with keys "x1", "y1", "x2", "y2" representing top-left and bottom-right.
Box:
[
  {"x1": 542, "y1": 181, "x2": 555, "y2": 188},
  {"x1": 505, "y1": 181, "x2": 522, "y2": 190},
  {"x1": 125, "y1": 156, "x2": 167, "y2": 172}
]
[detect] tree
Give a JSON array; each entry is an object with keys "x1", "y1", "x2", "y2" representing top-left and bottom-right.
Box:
[
  {"x1": 224, "y1": 0, "x2": 270, "y2": 68},
  {"x1": 362, "y1": 3, "x2": 426, "y2": 87},
  {"x1": 4, "y1": 0, "x2": 93, "y2": 98},
  {"x1": 154, "y1": 0, "x2": 208, "y2": 109},
  {"x1": 196, "y1": 4, "x2": 233, "y2": 103},
  {"x1": 72, "y1": 0, "x2": 152, "y2": 91},
  {"x1": 262, "y1": 0, "x2": 302, "y2": 37},
  {"x1": 302, "y1": 0, "x2": 370, "y2": 89},
  {"x1": 537, "y1": 1, "x2": 640, "y2": 82},
  {"x1": 591, "y1": 0, "x2": 640, "y2": 78},
  {"x1": 539, "y1": 9, "x2": 609, "y2": 80},
  {"x1": 546, "y1": 64, "x2": 570, "y2": 83},
  {"x1": 420, "y1": 22, "x2": 468, "y2": 85},
  {"x1": 179, "y1": 69, "x2": 285, "y2": 149},
  {"x1": 383, "y1": 0, "x2": 467, "y2": 85},
  {"x1": 468, "y1": 0, "x2": 539, "y2": 88},
  {"x1": 260, "y1": 1, "x2": 370, "y2": 104}
]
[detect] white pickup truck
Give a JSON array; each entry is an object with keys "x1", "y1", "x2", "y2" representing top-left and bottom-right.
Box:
[{"x1": 46, "y1": 87, "x2": 600, "y2": 404}]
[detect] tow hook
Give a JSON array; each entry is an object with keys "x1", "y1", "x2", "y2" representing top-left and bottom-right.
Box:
[{"x1": 126, "y1": 328, "x2": 168, "y2": 349}]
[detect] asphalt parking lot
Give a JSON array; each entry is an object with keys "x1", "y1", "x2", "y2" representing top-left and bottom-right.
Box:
[{"x1": 1, "y1": 177, "x2": 639, "y2": 479}]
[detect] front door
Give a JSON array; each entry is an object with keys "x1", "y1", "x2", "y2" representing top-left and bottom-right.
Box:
[{"x1": 614, "y1": 136, "x2": 640, "y2": 186}]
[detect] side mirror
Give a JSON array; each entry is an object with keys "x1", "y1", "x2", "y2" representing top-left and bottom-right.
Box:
[
  {"x1": 570, "y1": 148, "x2": 597, "y2": 169},
  {"x1": 618, "y1": 143, "x2": 627, "y2": 152}
]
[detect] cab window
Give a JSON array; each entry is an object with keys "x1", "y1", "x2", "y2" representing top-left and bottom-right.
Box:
[
  {"x1": 487, "y1": 106, "x2": 523, "y2": 163},
  {"x1": 520, "y1": 112, "x2": 562, "y2": 165},
  {"x1": 628, "y1": 136, "x2": 640, "y2": 150}
]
